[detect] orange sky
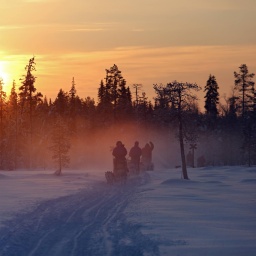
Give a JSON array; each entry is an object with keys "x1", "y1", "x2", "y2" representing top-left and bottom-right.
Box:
[{"x1": 1, "y1": 0, "x2": 256, "y2": 111}]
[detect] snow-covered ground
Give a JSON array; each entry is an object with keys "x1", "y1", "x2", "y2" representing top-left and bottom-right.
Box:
[{"x1": 0, "y1": 166, "x2": 256, "y2": 256}]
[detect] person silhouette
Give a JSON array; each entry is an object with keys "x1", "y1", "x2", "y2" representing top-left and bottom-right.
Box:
[
  {"x1": 129, "y1": 141, "x2": 142, "y2": 174},
  {"x1": 112, "y1": 141, "x2": 128, "y2": 178},
  {"x1": 141, "y1": 141, "x2": 154, "y2": 170}
]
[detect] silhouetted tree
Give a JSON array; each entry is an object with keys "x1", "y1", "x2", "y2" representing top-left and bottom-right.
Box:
[
  {"x1": 154, "y1": 81, "x2": 201, "y2": 179},
  {"x1": 82, "y1": 96, "x2": 96, "y2": 130},
  {"x1": 2, "y1": 57, "x2": 256, "y2": 170},
  {"x1": 153, "y1": 84, "x2": 173, "y2": 125},
  {"x1": 133, "y1": 84, "x2": 142, "y2": 106},
  {"x1": 0, "y1": 78, "x2": 7, "y2": 169},
  {"x1": 68, "y1": 77, "x2": 80, "y2": 135},
  {"x1": 49, "y1": 115, "x2": 70, "y2": 175},
  {"x1": 234, "y1": 64, "x2": 255, "y2": 116},
  {"x1": 218, "y1": 94, "x2": 242, "y2": 165},
  {"x1": 104, "y1": 64, "x2": 127, "y2": 121},
  {"x1": 68, "y1": 77, "x2": 83, "y2": 116},
  {"x1": 204, "y1": 74, "x2": 219, "y2": 117},
  {"x1": 97, "y1": 80, "x2": 113, "y2": 126},
  {"x1": 233, "y1": 64, "x2": 256, "y2": 164},
  {"x1": 136, "y1": 92, "x2": 151, "y2": 124},
  {"x1": 97, "y1": 65, "x2": 131, "y2": 123},
  {"x1": 19, "y1": 57, "x2": 43, "y2": 168},
  {"x1": 35, "y1": 96, "x2": 52, "y2": 169},
  {"x1": 53, "y1": 89, "x2": 69, "y2": 117},
  {"x1": 183, "y1": 100, "x2": 200, "y2": 168},
  {"x1": 116, "y1": 83, "x2": 133, "y2": 121},
  {"x1": 5, "y1": 81, "x2": 19, "y2": 169}
]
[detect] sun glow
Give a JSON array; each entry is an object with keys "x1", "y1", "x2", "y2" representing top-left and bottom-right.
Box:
[{"x1": 0, "y1": 61, "x2": 12, "y2": 92}]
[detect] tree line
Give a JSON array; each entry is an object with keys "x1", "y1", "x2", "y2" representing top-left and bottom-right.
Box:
[{"x1": 0, "y1": 58, "x2": 255, "y2": 178}]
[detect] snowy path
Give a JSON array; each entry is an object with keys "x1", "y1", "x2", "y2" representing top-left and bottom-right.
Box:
[{"x1": 0, "y1": 174, "x2": 160, "y2": 256}]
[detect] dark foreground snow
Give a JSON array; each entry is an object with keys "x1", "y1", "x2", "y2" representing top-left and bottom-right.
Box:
[
  {"x1": 0, "y1": 167, "x2": 256, "y2": 256},
  {"x1": 0, "y1": 174, "x2": 160, "y2": 256}
]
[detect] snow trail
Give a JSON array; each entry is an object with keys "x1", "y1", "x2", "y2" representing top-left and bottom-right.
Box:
[{"x1": 0, "y1": 173, "x2": 160, "y2": 256}]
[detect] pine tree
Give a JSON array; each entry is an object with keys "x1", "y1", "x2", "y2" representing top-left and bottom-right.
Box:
[
  {"x1": 154, "y1": 81, "x2": 201, "y2": 179},
  {"x1": 153, "y1": 84, "x2": 173, "y2": 125},
  {"x1": 97, "y1": 80, "x2": 112, "y2": 109},
  {"x1": 69, "y1": 77, "x2": 77, "y2": 100},
  {"x1": 5, "y1": 81, "x2": 19, "y2": 169},
  {"x1": 234, "y1": 64, "x2": 255, "y2": 116},
  {"x1": 97, "y1": 80, "x2": 105, "y2": 104},
  {"x1": 83, "y1": 96, "x2": 96, "y2": 130},
  {"x1": 36, "y1": 96, "x2": 52, "y2": 169},
  {"x1": 68, "y1": 77, "x2": 78, "y2": 135},
  {"x1": 19, "y1": 57, "x2": 43, "y2": 168},
  {"x1": 49, "y1": 115, "x2": 70, "y2": 175},
  {"x1": 68, "y1": 77, "x2": 81, "y2": 116},
  {"x1": 105, "y1": 64, "x2": 124, "y2": 103},
  {"x1": 53, "y1": 89, "x2": 69, "y2": 117},
  {"x1": 97, "y1": 65, "x2": 130, "y2": 124},
  {"x1": 104, "y1": 64, "x2": 127, "y2": 121},
  {"x1": 234, "y1": 65, "x2": 256, "y2": 164},
  {"x1": 204, "y1": 74, "x2": 219, "y2": 117},
  {"x1": 116, "y1": 82, "x2": 133, "y2": 121}
]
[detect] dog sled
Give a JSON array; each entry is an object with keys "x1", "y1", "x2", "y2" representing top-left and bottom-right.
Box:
[{"x1": 105, "y1": 158, "x2": 129, "y2": 185}]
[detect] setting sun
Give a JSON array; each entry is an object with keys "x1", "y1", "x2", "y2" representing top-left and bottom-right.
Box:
[
  {"x1": 1, "y1": 0, "x2": 256, "y2": 106},
  {"x1": 0, "y1": 61, "x2": 11, "y2": 92}
]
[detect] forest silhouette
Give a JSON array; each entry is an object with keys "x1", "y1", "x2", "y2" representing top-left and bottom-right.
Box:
[{"x1": 0, "y1": 58, "x2": 255, "y2": 176}]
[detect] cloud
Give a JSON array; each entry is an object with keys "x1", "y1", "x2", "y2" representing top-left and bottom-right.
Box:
[
  {"x1": 59, "y1": 24, "x2": 113, "y2": 32},
  {"x1": 22, "y1": 0, "x2": 58, "y2": 2},
  {"x1": 0, "y1": 26, "x2": 23, "y2": 30},
  {"x1": 131, "y1": 29, "x2": 145, "y2": 32},
  {"x1": 62, "y1": 28, "x2": 104, "y2": 32}
]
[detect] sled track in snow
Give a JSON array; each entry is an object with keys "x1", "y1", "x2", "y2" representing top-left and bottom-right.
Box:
[{"x1": 0, "y1": 173, "x2": 160, "y2": 256}]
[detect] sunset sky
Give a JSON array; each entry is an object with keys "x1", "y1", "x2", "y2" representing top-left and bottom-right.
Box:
[{"x1": 1, "y1": 0, "x2": 256, "y2": 110}]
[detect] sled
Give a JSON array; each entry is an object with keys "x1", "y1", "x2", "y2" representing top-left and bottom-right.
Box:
[
  {"x1": 105, "y1": 159, "x2": 129, "y2": 184},
  {"x1": 105, "y1": 171, "x2": 115, "y2": 184},
  {"x1": 105, "y1": 169, "x2": 128, "y2": 184}
]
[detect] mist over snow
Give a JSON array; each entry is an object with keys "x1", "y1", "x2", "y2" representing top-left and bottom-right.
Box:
[
  {"x1": 64, "y1": 123, "x2": 181, "y2": 171},
  {"x1": 0, "y1": 165, "x2": 256, "y2": 256}
]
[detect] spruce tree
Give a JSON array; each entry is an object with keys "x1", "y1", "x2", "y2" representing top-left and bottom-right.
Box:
[
  {"x1": 53, "y1": 89, "x2": 69, "y2": 117},
  {"x1": 116, "y1": 82, "x2": 133, "y2": 121},
  {"x1": 19, "y1": 57, "x2": 43, "y2": 168},
  {"x1": 97, "y1": 65, "x2": 130, "y2": 124},
  {"x1": 68, "y1": 77, "x2": 78, "y2": 135},
  {"x1": 204, "y1": 74, "x2": 219, "y2": 117},
  {"x1": 104, "y1": 64, "x2": 127, "y2": 121}
]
